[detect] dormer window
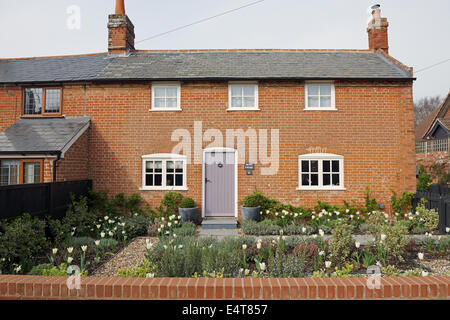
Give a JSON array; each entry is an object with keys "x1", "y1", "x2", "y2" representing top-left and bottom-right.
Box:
[{"x1": 23, "y1": 87, "x2": 62, "y2": 116}]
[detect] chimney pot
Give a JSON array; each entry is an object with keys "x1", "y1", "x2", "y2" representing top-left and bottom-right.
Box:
[
  {"x1": 115, "y1": 0, "x2": 125, "y2": 15},
  {"x1": 367, "y1": 5, "x2": 389, "y2": 54}
]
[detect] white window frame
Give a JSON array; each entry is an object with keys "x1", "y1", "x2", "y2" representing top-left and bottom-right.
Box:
[
  {"x1": 140, "y1": 153, "x2": 188, "y2": 191},
  {"x1": 297, "y1": 153, "x2": 345, "y2": 190},
  {"x1": 304, "y1": 81, "x2": 336, "y2": 111},
  {"x1": 227, "y1": 82, "x2": 260, "y2": 111},
  {"x1": 150, "y1": 83, "x2": 181, "y2": 111}
]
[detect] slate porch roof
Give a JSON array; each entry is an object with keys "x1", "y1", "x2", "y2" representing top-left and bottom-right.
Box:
[
  {"x1": 0, "y1": 117, "x2": 90, "y2": 154},
  {"x1": 0, "y1": 50, "x2": 412, "y2": 84}
]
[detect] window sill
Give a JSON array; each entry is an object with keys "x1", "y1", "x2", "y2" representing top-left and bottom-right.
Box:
[
  {"x1": 21, "y1": 114, "x2": 64, "y2": 118},
  {"x1": 149, "y1": 108, "x2": 182, "y2": 112},
  {"x1": 227, "y1": 108, "x2": 260, "y2": 112},
  {"x1": 297, "y1": 187, "x2": 346, "y2": 191},
  {"x1": 139, "y1": 186, "x2": 189, "y2": 191},
  {"x1": 303, "y1": 108, "x2": 337, "y2": 111}
]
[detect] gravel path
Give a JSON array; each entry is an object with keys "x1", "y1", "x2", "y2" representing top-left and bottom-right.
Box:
[
  {"x1": 92, "y1": 237, "x2": 158, "y2": 277},
  {"x1": 417, "y1": 258, "x2": 450, "y2": 275}
]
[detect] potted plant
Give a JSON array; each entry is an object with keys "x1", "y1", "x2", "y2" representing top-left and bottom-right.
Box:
[
  {"x1": 241, "y1": 193, "x2": 264, "y2": 221},
  {"x1": 178, "y1": 197, "x2": 199, "y2": 224}
]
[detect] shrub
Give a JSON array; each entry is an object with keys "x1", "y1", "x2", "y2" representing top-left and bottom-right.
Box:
[
  {"x1": 267, "y1": 247, "x2": 306, "y2": 277},
  {"x1": 28, "y1": 263, "x2": 53, "y2": 275},
  {"x1": 413, "y1": 200, "x2": 439, "y2": 232},
  {"x1": 174, "y1": 222, "x2": 196, "y2": 237},
  {"x1": 98, "y1": 238, "x2": 119, "y2": 251},
  {"x1": 118, "y1": 259, "x2": 155, "y2": 277},
  {"x1": 358, "y1": 223, "x2": 370, "y2": 234},
  {"x1": 242, "y1": 191, "x2": 277, "y2": 211},
  {"x1": 391, "y1": 190, "x2": 414, "y2": 216},
  {"x1": 180, "y1": 198, "x2": 196, "y2": 208},
  {"x1": 241, "y1": 220, "x2": 281, "y2": 235},
  {"x1": 328, "y1": 221, "x2": 354, "y2": 266},
  {"x1": 366, "y1": 211, "x2": 388, "y2": 235},
  {"x1": 124, "y1": 215, "x2": 152, "y2": 238},
  {"x1": 160, "y1": 192, "x2": 183, "y2": 217},
  {"x1": 62, "y1": 237, "x2": 96, "y2": 248},
  {"x1": 42, "y1": 263, "x2": 88, "y2": 276},
  {"x1": 417, "y1": 165, "x2": 431, "y2": 191},
  {"x1": 379, "y1": 222, "x2": 408, "y2": 260},
  {"x1": 0, "y1": 214, "x2": 49, "y2": 273}
]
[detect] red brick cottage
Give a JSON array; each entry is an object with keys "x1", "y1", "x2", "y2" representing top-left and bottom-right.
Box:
[{"x1": 0, "y1": 1, "x2": 416, "y2": 216}]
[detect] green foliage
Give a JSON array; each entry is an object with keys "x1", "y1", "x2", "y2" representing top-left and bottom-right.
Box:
[
  {"x1": 27, "y1": 263, "x2": 53, "y2": 275},
  {"x1": 124, "y1": 215, "x2": 152, "y2": 238},
  {"x1": 364, "y1": 187, "x2": 379, "y2": 213},
  {"x1": 174, "y1": 222, "x2": 196, "y2": 237},
  {"x1": 391, "y1": 190, "x2": 414, "y2": 216},
  {"x1": 366, "y1": 211, "x2": 388, "y2": 235},
  {"x1": 242, "y1": 191, "x2": 277, "y2": 211},
  {"x1": 118, "y1": 259, "x2": 156, "y2": 277},
  {"x1": 328, "y1": 221, "x2": 354, "y2": 266},
  {"x1": 241, "y1": 220, "x2": 281, "y2": 235},
  {"x1": 62, "y1": 237, "x2": 96, "y2": 248},
  {"x1": 180, "y1": 197, "x2": 196, "y2": 208},
  {"x1": 417, "y1": 165, "x2": 431, "y2": 191},
  {"x1": 411, "y1": 200, "x2": 439, "y2": 232},
  {"x1": 88, "y1": 190, "x2": 144, "y2": 217},
  {"x1": 97, "y1": 238, "x2": 119, "y2": 251},
  {"x1": 267, "y1": 246, "x2": 306, "y2": 277},
  {"x1": 0, "y1": 214, "x2": 49, "y2": 273},
  {"x1": 379, "y1": 222, "x2": 409, "y2": 260},
  {"x1": 160, "y1": 192, "x2": 183, "y2": 217},
  {"x1": 42, "y1": 263, "x2": 88, "y2": 276}
]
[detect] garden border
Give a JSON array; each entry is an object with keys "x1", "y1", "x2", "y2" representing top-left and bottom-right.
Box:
[{"x1": 0, "y1": 275, "x2": 448, "y2": 300}]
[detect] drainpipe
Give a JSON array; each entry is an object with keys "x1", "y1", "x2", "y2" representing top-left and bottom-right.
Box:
[{"x1": 53, "y1": 152, "x2": 61, "y2": 182}]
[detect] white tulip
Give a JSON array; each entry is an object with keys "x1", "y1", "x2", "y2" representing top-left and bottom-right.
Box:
[
  {"x1": 244, "y1": 269, "x2": 250, "y2": 276},
  {"x1": 319, "y1": 250, "x2": 325, "y2": 256},
  {"x1": 67, "y1": 247, "x2": 74, "y2": 254},
  {"x1": 178, "y1": 245, "x2": 183, "y2": 249},
  {"x1": 302, "y1": 227, "x2": 307, "y2": 233},
  {"x1": 108, "y1": 231, "x2": 114, "y2": 236},
  {"x1": 325, "y1": 261, "x2": 332, "y2": 268},
  {"x1": 421, "y1": 271, "x2": 429, "y2": 277},
  {"x1": 319, "y1": 229, "x2": 324, "y2": 237},
  {"x1": 52, "y1": 248, "x2": 58, "y2": 255},
  {"x1": 67, "y1": 257, "x2": 73, "y2": 264},
  {"x1": 168, "y1": 222, "x2": 172, "y2": 227},
  {"x1": 418, "y1": 252, "x2": 424, "y2": 260},
  {"x1": 242, "y1": 244, "x2": 247, "y2": 250},
  {"x1": 104, "y1": 216, "x2": 109, "y2": 220},
  {"x1": 96, "y1": 225, "x2": 101, "y2": 229},
  {"x1": 259, "y1": 262, "x2": 266, "y2": 271},
  {"x1": 146, "y1": 273, "x2": 155, "y2": 278},
  {"x1": 446, "y1": 227, "x2": 450, "y2": 233},
  {"x1": 100, "y1": 232, "x2": 105, "y2": 238},
  {"x1": 81, "y1": 245, "x2": 87, "y2": 252},
  {"x1": 95, "y1": 240, "x2": 100, "y2": 246},
  {"x1": 257, "y1": 242, "x2": 262, "y2": 250},
  {"x1": 355, "y1": 242, "x2": 360, "y2": 249},
  {"x1": 380, "y1": 234, "x2": 387, "y2": 241}
]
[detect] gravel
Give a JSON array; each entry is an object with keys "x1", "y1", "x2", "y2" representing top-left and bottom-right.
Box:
[{"x1": 92, "y1": 237, "x2": 158, "y2": 277}]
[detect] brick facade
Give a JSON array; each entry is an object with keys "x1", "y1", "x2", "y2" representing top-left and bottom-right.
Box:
[{"x1": 0, "y1": 79, "x2": 416, "y2": 213}]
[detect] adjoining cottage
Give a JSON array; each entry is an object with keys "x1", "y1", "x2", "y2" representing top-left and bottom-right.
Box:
[
  {"x1": 0, "y1": 1, "x2": 416, "y2": 215},
  {"x1": 415, "y1": 93, "x2": 450, "y2": 180}
]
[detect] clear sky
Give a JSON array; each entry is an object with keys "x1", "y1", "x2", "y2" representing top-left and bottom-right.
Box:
[{"x1": 1, "y1": 0, "x2": 449, "y2": 101}]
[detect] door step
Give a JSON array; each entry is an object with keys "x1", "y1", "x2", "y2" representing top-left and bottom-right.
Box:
[
  {"x1": 201, "y1": 217, "x2": 238, "y2": 229},
  {"x1": 199, "y1": 228, "x2": 239, "y2": 238}
]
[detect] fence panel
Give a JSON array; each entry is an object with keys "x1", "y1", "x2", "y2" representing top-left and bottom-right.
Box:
[
  {"x1": 413, "y1": 190, "x2": 450, "y2": 234},
  {"x1": 0, "y1": 180, "x2": 92, "y2": 220}
]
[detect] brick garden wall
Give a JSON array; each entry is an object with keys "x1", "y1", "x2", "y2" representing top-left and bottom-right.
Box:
[
  {"x1": 0, "y1": 79, "x2": 416, "y2": 213},
  {"x1": 416, "y1": 151, "x2": 450, "y2": 181},
  {"x1": 0, "y1": 275, "x2": 448, "y2": 300}
]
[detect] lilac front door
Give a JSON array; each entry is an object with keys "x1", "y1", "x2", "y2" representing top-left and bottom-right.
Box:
[{"x1": 204, "y1": 151, "x2": 235, "y2": 217}]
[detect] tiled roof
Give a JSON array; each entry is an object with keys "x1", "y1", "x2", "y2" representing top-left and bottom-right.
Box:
[
  {"x1": 416, "y1": 92, "x2": 450, "y2": 140},
  {"x1": 0, "y1": 117, "x2": 90, "y2": 154},
  {"x1": 0, "y1": 51, "x2": 412, "y2": 84}
]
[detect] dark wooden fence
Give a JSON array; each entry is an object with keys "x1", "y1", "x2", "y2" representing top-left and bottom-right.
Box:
[
  {"x1": 413, "y1": 185, "x2": 450, "y2": 234},
  {"x1": 0, "y1": 180, "x2": 92, "y2": 220}
]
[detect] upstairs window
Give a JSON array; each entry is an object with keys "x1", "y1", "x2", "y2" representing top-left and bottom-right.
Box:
[
  {"x1": 141, "y1": 154, "x2": 187, "y2": 190},
  {"x1": 297, "y1": 154, "x2": 345, "y2": 190},
  {"x1": 151, "y1": 83, "x2": 181, "y2": 111},
  {"x1": 24, "y1": 88, "x2": 62, "y2": 116},
  {"x1": 305, "y1": 82, "x2": 335, "y2": 110},
  {"x1": 228, "y1": 83, "x2": 259, "y2": 110}
]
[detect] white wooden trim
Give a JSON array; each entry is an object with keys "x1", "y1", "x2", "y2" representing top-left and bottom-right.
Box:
[
  {"x1": 297, "y1": 153, "x2": 345, "y2": 191},
  {"x1": 60, "y1": 122, "x2": 90, "y2": 158},
  {"x1": 141, "y1": 154, "x2": 187, "y2": 190},
  {"x1": 202, "y1": 147, "x2": 238, "y2": 218},
  {"x1": 228, "y1": 82, "x2": 259, "y2": 111},
  {"x1": 304, "y1": 81, "x2": 336, "y2": 111},
  {"x1": 150, "y1": 82, "x2": 181, "y2": 111}
]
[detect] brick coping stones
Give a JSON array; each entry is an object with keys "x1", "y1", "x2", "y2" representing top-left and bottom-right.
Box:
[{"x1": 0, "y1": 275, "x2": 448, "y2": 300}]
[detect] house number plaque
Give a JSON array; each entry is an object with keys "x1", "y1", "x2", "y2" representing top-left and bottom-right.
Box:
[{"x1": 244, "y1": 163, "x2": 254, "y2": 175}]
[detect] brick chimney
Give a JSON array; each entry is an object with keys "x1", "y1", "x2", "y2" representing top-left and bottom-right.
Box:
[
  {"x1": 108, "y1": 0, "x2": 135, "y2": 54},
  {"x1": 367, "y1": 5, "x2": 389, "y2": 54}
]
